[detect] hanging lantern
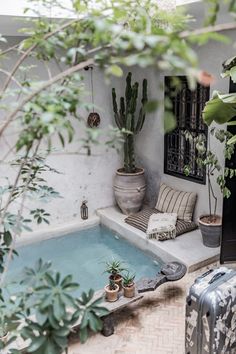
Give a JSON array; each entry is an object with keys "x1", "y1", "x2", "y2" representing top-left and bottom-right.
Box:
[
  {"x1": 86, "y1": 66, "x2": 101, "y2": 128},
  {"x1": 80, "y1": 201, "x2": 88, "y2": 220}
]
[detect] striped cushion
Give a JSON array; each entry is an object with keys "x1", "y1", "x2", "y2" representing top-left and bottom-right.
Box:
[
  {"x1": 156, "y1": 184, "x2": 197, "y2": 222},
  {"x1": 125, "y1": 208, "x2": 197, "y2": 237}
]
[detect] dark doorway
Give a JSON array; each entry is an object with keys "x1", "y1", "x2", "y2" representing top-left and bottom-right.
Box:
[{"x1": 220, "y1": 80, "x2": 236, "y2": 263}]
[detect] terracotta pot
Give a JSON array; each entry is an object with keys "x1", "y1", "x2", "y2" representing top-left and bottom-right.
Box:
[
  {"x1": 198, "y1": 215, "x2": 222, "y2": 248},
  {"x1": 123, "y1": 283, "x2": 135, "y2": 298},
  {"x1": 113, "y1": 168, "x2": 146, "y2": 215},
  {"x1": 109, "y1": 274, "x2": 123, "y2": 291},
  {"x1": 104, "y1": 284, "x2": 119, "y2": 302}
]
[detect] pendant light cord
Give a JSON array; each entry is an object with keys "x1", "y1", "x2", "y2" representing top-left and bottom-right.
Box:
[{"x1": 90, "y1": 67, "x2": 94, "y2": 113}]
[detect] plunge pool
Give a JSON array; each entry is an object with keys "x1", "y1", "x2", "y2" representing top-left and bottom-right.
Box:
[{"x1": 8, "y1": 225, "x2": 163, "y2": 296}]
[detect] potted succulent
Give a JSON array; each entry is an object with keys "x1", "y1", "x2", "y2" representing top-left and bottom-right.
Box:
[
  {"x1": 112, "y1": 72, "x2": 148, "y2": 215},
  {"x1": 122, "y1": 272, "x2": 136, "y2": 298},
  {"x1": 104, "y1": 279, "x2": 119, "y2": 302},
  {"x1": 105, "y1": 260, "x2": 126, "y2": 290},
  {"x1": 184, "y1": 128, "x2": 235, "y2": 247}
]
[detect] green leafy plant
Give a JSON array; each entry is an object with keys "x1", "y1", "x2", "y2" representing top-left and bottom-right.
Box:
[
  {"x1": 76, "y1": 289, "x2": 109, "y2": 343},
  {"x1": 0, "y1": 321, "x2": 8, "y2": 339},
  {"x1": 112, "y1": 72, "x2": 148, "y2": 173},
  {"x1": 203, "y1": 55, "x2": 236, "y2": 145},
  {"x1": 184, "y1": 128, "x2": 236, "y2": 222},
  {"x1": 0, "y1": 259, "x2": 109, "y2": 353},
  {"x1": 0, "y1": 0, "x2": 235, "y2": 352},
  {"x1": 122, "y1": 272, "x2": 135, "y2": 288},
  {"x1": 105, "y1": 260, "x2": 126, "y2": 279}
]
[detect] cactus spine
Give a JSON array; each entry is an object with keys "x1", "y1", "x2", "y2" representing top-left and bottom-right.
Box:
[{"x1": 112, "y1": 72, "x2": 148, "y2": 173}]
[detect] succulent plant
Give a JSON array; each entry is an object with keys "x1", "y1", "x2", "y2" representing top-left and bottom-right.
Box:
[
  {"x1": 112, "y1": 72, "x2": 148, "y2": 173},
  {"x1": 105, "y1": 260, "x2": 126, "y2": 278},
  {"x1": 122, "y1": 271, "x2": 135, "y2": 287}
]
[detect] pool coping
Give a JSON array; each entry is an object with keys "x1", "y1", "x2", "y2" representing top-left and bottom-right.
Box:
[
  {"x1": 15, "y1": 206, "x2": 220, "y2": 273},
  {"x1": 97, "y1": 207, "x2": 220, "y2": 273},
  {"x1": 16, "y1": 215, "x2": 100, "y2": 247}
]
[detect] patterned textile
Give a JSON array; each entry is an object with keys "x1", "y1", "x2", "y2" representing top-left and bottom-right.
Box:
[
  {"x1": 125, "y1": 208, "x2": 197, "y2": 238},
  {"x1": 147, "y1": 213, "x2": 177, "y2": 241},
  {"x1": 155, "y1": 183, "x2": 197, "y2": 222}
]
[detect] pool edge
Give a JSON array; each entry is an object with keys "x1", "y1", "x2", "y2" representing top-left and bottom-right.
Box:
[{"x1": 16, "y1": 215, "x2": 100, "y2": 247}]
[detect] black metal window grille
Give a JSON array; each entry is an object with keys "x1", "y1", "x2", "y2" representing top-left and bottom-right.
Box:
[{"x1": 164, "y1": 76, "x2": 209, "y2": 184}]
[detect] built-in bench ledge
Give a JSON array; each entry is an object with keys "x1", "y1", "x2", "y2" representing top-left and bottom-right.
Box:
[{"x1": 97, "y1": 206, "x2": 220, "y2": 273}]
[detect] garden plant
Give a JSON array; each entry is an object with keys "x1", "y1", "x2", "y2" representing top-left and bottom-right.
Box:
[
  {"x1": 0, "y1": 0, "x2": 235, "y2": 352},
  {"x1": 112, "y1": 72, "x2": 148, "y2": 173}
]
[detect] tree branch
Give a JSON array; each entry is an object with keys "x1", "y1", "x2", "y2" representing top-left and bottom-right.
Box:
[
  {"x1": 0, "y1": 18, "x2": 79, "y2": 96},
  {"x1": 0, "y1": 58, "x2": 94, "y2": 138},
  {"x1": 0, "y1": 43, "x2": 21, "y2": 57},
  {"x1": 0, "y1": 69, "x2": 23, "y2": 89},
  {"x1": 0, "y1": 141, "x2": 41, "y2": 286},
  {"x1": 180, "y1": 22, "x2": 236, "y2": 38}
]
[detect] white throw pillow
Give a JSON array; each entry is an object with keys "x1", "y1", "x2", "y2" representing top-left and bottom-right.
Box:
[{"x1": 147, "y1": 213, "x2": 177, "y2": 241}]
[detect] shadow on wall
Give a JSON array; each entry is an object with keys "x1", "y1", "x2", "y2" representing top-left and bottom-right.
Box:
[{"x1": 137, "y1": 156, "x2": 161, "y2": 207}]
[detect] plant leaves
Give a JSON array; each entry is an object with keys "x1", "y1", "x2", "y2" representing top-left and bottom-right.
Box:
[{"x1": 203, "y1": 91, "x2": 236, "y2": 125}]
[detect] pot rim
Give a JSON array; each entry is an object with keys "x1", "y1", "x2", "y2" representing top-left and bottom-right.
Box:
[
  {"x1": 123, "y1": 282, "x2": 135, "y2": 289},
  {"x1": 104, "y1": 284, "x2": 119, "y2": 293},
  {"x1": 116, "y1": 167, "x2": 144, "y2": 176},
  {"x1": 109, "y1": 274, "x2": 122, "y2": 281},
  {"x1": 198, "y1": 215, "x2": 222, "y2": 226}
]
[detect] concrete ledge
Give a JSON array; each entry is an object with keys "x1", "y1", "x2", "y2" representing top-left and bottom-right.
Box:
[
  {"x1": 16, "y1": 215, "x2": 100, "y2": 247},
  {"x1": 97, "y1": 207, "x2": 220, "y2": 272}
]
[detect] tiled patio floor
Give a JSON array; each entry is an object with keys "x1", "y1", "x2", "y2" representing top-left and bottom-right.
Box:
[{"x1": 68, "y1": 262, "x2": 235, "y2": 354}]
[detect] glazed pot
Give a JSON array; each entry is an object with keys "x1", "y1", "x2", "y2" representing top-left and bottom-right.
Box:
[
  {"x1": 109, "y1": 274, "x2": 123, "y2": 291},
  {"x1": 198, "y1": 215, "x2": 222, "y2": 248},
  {"x1": 123, "y1": 283, "x2": 135, "y2": 298},
  {"x1": 113, "y1": 168, "x2": 146, "y2": 215},
  {"x1": 104, "y1": 284, "x2": 119, "y2": 302}
]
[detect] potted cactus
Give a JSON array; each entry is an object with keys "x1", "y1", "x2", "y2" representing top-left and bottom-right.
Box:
[
  {"x1": 105, "y1": 260, "x2": 126, "y2": 291},
  {"x1": 122, "y1": 272, "x2": 136, "y2": 298},
  {"x1": 104, "y1": 279, "x2": 119, "y2": 302},
  {"x1": 112, "y1": 72, "x2": 148, "y2": 215}
]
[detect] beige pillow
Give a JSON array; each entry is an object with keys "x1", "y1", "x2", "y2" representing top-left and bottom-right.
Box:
[{"x1": 155, "y1": 183, "x2": 197, "y2": 222}]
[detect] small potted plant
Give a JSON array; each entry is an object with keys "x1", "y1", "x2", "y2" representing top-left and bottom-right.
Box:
[
  {"x1": 105, "y1": 260, "x2": 126, "y2": 290},
  {"x1": 104, "y1": 279, "x2": 119, "y2": 302},
  {"x1": 122, "y1": 272, "x2": 136, "y2": 298},
  {"x1": 184, "y1": 128, "x2": 235, "y2": 247}
]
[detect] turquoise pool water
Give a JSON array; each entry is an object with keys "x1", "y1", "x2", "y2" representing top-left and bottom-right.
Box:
[{"x1": 8, "y1": 225, "x2": 163, "y2": 296}]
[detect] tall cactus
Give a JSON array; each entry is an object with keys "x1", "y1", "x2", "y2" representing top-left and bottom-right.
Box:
[{"x1": 112, "y1": 72, "x2": 148, "y2": 173}]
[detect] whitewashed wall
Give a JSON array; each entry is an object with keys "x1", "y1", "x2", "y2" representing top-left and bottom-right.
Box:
[
  {"x1": 0, "y1": 37, "x2": 123, "y2": 231},
  {"x1": 1, "y1": 0, "x2": 235, "y2": 235}
]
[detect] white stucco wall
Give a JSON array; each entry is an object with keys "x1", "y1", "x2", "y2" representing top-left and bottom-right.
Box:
[
  {"x1": 0, "y1": 37, "x2": 123, "y2": 231},
  {"x1": 1, "y1": 0, "x2": 235, "y2": 234}
]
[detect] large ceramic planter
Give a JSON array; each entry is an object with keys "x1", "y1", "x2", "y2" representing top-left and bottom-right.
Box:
[
  {"x1": 198, "y1": 215, "x2": 222, "y2": 248},
  {"x1": 113, "y1": 168, "x2": 146, "y2": 215}
]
